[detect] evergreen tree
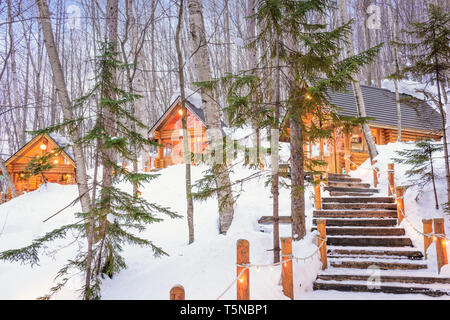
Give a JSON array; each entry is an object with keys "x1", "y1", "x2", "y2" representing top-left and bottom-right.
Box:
[
  {"x1": 224, "y1": 0, "x2": 382, "y2": 241},
  {"x1": 396, "y1": 4, "x2": 450, "y2": 203},
  {"x1": 394, "y1": 140, "x2": 443, "y2": 209}
]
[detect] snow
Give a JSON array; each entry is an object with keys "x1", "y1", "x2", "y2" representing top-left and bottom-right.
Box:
[
  {"x1": 1, "y1": 140, "x2": 449, "y2": 300},
  {"x1": 169, "y1": 88, "x2": 203, "y2": 110}
]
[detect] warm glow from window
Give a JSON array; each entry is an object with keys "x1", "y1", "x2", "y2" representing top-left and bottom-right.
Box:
[
  {"x1": 197, "y1": 137, "x2": 201, "y2": 142},
  {"x1": 40, "y1": 144, "x2": 47, "y2": 150},
  {"x1": 54, "y1": 160, "x2": 59, "y2": 164}
]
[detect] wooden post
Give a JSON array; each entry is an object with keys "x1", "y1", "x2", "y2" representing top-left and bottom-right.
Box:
[
  {"x1": 433, "y1": 219, "x2": 448, "y2": 274},
  {"x1": 236, "y1": 239, "x2": 250, "y2": 300},
  {"x1": 314, "y1": 175, "x2": 321, "y2": 210},
  {"x1": 280, "y1": 237, "x2": 293, "y2": 300},
  {"x1": 170, "y1": 285, "x2": 185, "y2": 300},
  {"x1": 372, "y1": 160, "x2": 378, "y2": 188},
  {"x1": 317, "y1": 219, "x2": 327, "y2": 270},
  {"x1": 388, "y1": 163, "x2": 395, "y2": 196},
  {"x1": 395, "y1": 186, "x2": 405, "y2": 225},
  {"x1": 344, "y1": 132, "x2": 351, "y2": 174},
  {"x1": 422, "y1": 219, "x2": 433, "y2": 260}
]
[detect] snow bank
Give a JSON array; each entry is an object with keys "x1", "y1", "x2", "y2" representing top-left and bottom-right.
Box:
[{"x1": 0, "y1": 160, "x2": 321, "y2": 299}]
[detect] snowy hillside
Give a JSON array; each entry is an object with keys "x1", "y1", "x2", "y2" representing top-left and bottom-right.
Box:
[{"x1": 1, "y1": 142, "x2": 449, "y2": 299}]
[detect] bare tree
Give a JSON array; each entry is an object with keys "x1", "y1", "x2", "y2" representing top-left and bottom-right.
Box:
[{"x1": 187, "y1": 0, "x2": 235, "y2": 234}]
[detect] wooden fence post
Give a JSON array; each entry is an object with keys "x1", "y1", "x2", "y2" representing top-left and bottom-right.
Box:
[
  {"x1": 372, "y1": 160, "x2": 378, "y2": 188},
  {"x1": 280, "y1": 237, "x2": 293, "y2": 300},
  {"x1": 170, "y1": 285, "x2": 185, "y2": 300},
  {"x1": 317, "y1": 219, "x2": 327, "y2": 270},
  {"x1": 395, "y1": 186, "x2": 405, "y2": 225},
  {"x1": 314, "y1": 175, "x2": 321, "y2": 210},
  {"x1": 237, "y1": 239, "x2": 250, "y2": 300},
  {"x1": 388, "y1": 163, "x2": 395, "y2": 196},
  {"x1": 433, "y1": 219, "x2": 448, "y2": 274},
  {"x1": 422, "y1": 219, "x2": 433, "y2": 260}
]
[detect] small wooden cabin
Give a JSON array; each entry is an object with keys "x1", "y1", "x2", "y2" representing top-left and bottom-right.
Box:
[
  {"x1": 281, "y1": 83, "x2": 443, "y2": 173},
  {"x1": 0, "y1": 134, "x2": 76, "y2": 201},
  {"x1": 148, "y1": 96, "x2": 219, "y2": 169}
]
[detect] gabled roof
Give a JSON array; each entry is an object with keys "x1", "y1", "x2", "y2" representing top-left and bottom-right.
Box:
[
  {"x1": 148, "y1": 95, "x2": 227, "y2": 135},
  {"x1": 327, "y1": 83, "x2": 442, "y2": 133},
  {"x1": 4, "y1": 134, "x2": 76, "y2": 167}
]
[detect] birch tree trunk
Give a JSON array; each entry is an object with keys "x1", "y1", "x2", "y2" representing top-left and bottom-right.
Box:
[
  {"x1": 35, "y1": 0, "x2": 91, "y2": 213},
  {"x1": 0, "y1": 156, "x2": 17, "y2": 198},
  {"x1": 176, "y1": 0, "x2": 194, "y2": 244},
  {"x1": 187, "y1": 0, "x2": 235, "y2": 234},
  {"x1": 387, "y1": 4, "x2": 402, "y2": 141},
  {"x1": 337, "y1": 0, "x2": 378, "y2": 161},
  {"x1": 128, "y1": 0, "x2": 149, "y2": 171}
]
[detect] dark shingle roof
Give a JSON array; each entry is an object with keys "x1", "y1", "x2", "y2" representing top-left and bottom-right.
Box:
[{"x1": 328, "y1": 84, "x2": 442, "y2": 133}]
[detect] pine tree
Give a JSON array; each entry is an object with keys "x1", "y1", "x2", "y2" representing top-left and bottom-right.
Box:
[
  {"x1": 394, "y1": 140, "x2": 443, "y2": 209},
  {"x1": 225, "y1": 0, "x2": 382, "y2": 241},
  {"x1": 396, "y1": 4, "x2": 450, "y2": 203}
]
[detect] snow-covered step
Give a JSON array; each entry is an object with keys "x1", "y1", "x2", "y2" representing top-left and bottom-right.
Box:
[
  {"x1": 328, "y1": 181, "x2": 371, "y2": 188},
  {"x1": 322, "y1": 196, "x2": 395, "y2": 203},
  {"x1": 317, "y1": 273, "x2": 450, "y2": 285},
  {"x1": 329, "y1": 191, "x2": 376, "y2": 197},
  {"x1": 312, "y1": 218, "x2": 398, "y2": 227},
  {"x1": 313, "y1": 209, "x2": 397, "y2": 218},
  {"x1": 313, "y1": 279, "x2": 450, "y2": 297},
  {"x1": 322, "y1": 202, "x2": 397, "y2": 210},
  {"x1": 324, "y1": 186, "x2": 379, "y2": 193},
  {"x1": 327, "y1": 236, "x2": 413, "y2": 247},
  {"x1": 327, "y1": 247, "x2": 423, "y2": 260},
  {"x1": 311, "y1": 226, "x2": 405, "y2": 236},
  {"x1": 328, "y1": 257, "x2": 428, "y2": 270}
]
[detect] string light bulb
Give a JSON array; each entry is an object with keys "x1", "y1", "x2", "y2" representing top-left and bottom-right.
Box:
[
  {"x1": 40, "y1": 144, "x2": 47, "y2": 150},
  {"x1": 178, "y1": 109, "x2": 183, "y2": 116}
]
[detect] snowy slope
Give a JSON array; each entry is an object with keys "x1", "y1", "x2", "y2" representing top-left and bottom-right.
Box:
[{"x1": 1, "y1": 141, "x2": 449, "y2": 299}]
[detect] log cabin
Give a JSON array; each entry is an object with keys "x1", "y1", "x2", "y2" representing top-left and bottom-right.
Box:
[
  {"x1": 149, "y1": 84, "x2": 442, "y2": 174},
  {"x1": 0, "y1": 134, "x2": 76, "y2": 202},
  {"x1": 148, "y1": 95, "x2": 226, "y2": 169},
  {"x1": 280, "y1": 83, "x2": 443, "y2": 173}
]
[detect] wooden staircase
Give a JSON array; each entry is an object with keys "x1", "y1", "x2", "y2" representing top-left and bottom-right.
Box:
[{"x1": 313, "y1": 173, "x2": 450, "y2": 297}]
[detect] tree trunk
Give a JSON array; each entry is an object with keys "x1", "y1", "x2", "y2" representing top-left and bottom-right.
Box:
[
  {"x1": 35, "y1": 0, "x2": 91, "y2": 213},
  {"x1": 337, "y1": 0, "x2": 378, "y2": 161},
  {"x1": 272, "y1": 27, "x2": 281, "y2": 261},
  {"x1": 187, "y1": 0, "x2": 235, "y2": 234},
  {"x1": 0, "y1": 156, "x2": 18, "y2": 198},
  {"x1": 387, "y1": 4, "x2": 402, "y2": 141},
  {"x1": 176, "y1": 0, "x2": 195, "y2": 244}
]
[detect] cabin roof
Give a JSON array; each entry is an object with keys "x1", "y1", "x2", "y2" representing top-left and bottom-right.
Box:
[
  {"x1": 4, "y1": 134, "x2": 76, "y2": 167},
  {"x1": 148, "y1": 95, "x2": 227, "y2": 135},
  {"x1": 327, "y1": 83, "x2": 442, "y2": 133}
]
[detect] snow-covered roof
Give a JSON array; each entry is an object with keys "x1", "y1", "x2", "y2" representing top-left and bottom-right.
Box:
[{"x1": 326, "y1": 82, "x2": 442, "y2": 133}]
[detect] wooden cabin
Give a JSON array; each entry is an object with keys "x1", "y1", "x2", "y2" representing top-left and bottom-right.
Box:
[
  {"x1": 148, "y1": 95, "x2": 225, "y2": 169},
  {"x1": 281, "y1": 83, "x2": 443, "y2": 174},
  {"x1": 0, "y1": 134, "x2": 76, "y2": 202}
]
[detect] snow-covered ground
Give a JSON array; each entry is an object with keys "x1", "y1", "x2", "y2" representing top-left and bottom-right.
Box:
[{"x1": 0, "y1": 141, "x2": 449, "y2": 299}]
